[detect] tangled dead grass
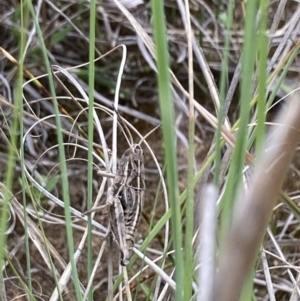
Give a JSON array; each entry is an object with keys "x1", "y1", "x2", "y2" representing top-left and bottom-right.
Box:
[{"x1": 1, "y1": 0, "x2": 300, "y2": 300}]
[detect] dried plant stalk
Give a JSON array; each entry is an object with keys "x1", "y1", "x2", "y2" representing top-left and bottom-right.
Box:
[{"x1": 214, "y1": 93, "x2": 300, "y2": 301}]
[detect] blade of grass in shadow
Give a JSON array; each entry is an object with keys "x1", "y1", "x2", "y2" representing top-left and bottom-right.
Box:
[
  {"x1": 19, "y1": 0, "x2": 33, "y2": 295},
  {"x1": 184, "y1": 1, "x2": 195, "y2": 300},
  {"x1": 0, "y1": 0, "x2": 27, "y2": 294},
  {"x1": 214, "y1": 0, "x2": 234, "y2": 186},
  {"x1": 219, "y1": 0, "x2": 258, "y2": 242},
  {"x1": 255, "y1": 0, "x2": 269, "y2": 157},
  {"x1": 87, "y1": 0, "x2": 96, "y2": 299},
  {"x1": 150, "y1": 2, "x2": 183, "y2": 299},
  {"x1": 27, "y1": 2, "x2": 82, "y2": 300}
]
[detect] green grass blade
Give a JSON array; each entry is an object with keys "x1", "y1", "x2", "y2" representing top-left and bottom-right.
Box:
[
  {"x1": 150, "y1": 1, "x2": 184, "y2": 299},
  {"x1": 27, "y1": 2, "x2": 82, "y2": 299},
  {"x1": 214, "y1": 0, "x2": 234, "y2": 186},
  {"x1": 0, "y1": 0, "x2": 28, "y2": 293},
  {"x1": 255, "y1": 0, "x2": 269, "y2": 158},
  {"x1": 184, "y1": 2, "x2": 195, "y2": 299},
  {"x1": 87, "y1": 0, "x2": 97, "y2": 299},
  {"x1": 19, "y1": 0, "x2": 32, "y2": 294},
  {"x1": 220, "y1": 0, "x2": 258, "y2": 237}
]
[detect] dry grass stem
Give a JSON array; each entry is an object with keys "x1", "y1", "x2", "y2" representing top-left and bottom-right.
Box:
[
  {"x1": 1, "y1": 0, "x2": 300, "y2": 299},
  {"x1": 214, "y1": 93, "x2": 300, "y2": 301}
]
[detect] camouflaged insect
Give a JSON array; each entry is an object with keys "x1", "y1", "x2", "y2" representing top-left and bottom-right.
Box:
[{"x1": 107, "y1": 144, "x2": 145, "y2": 265}]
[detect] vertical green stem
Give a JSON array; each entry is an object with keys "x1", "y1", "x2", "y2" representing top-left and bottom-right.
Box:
[
  {"x1": 213, "y1": 0, "x2": 234, "y2": 186},
  {"x1": 0, "y1": 0, "x2": 26, "y2": 293},
  {"x1": 19, "y1": 0, "x2": 32, "y2": 293},
  {"x1": 27, "y1": 2, "x2": 82, "y2": 299},
  {"x1": 220, "y1": 0, "x2": 258, "y2": 239},
  {"x1": 150, "y1": 0, "x2": 184, "y2": 299},
  {"x1": 87, "y1": 0, "x2": 96, "y2": 299},
  {"x1": 184, "y1": 1, "x2": 194, "y2": 300},
  {"x1": 256, "y1": 0, "x2": 269, "y2": 157}
]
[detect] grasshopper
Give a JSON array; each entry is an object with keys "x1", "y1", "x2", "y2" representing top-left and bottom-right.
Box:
[
  {"x1": 84, "y1": 143, "x2": 145, "y2": 266},
  {"x1": 108, "y1": 143, "x2": 145, "y2": 265}
]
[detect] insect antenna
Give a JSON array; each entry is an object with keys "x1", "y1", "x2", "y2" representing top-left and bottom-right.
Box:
[
  {"x1": 112, "y1": 105, "x2": 133, "y2": 147},
  {"x1": 137, "y1": 124, "x2": 161, "y2": 146}
]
